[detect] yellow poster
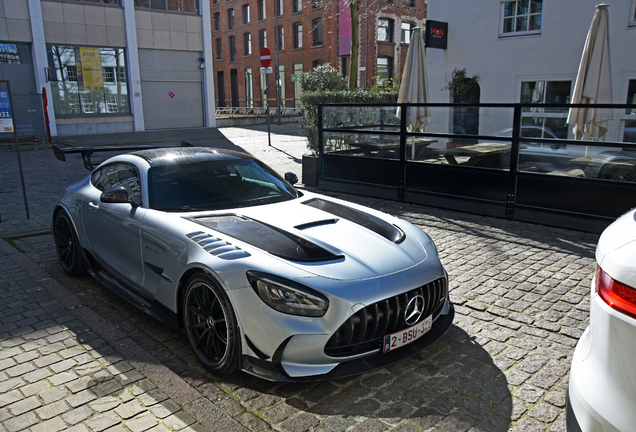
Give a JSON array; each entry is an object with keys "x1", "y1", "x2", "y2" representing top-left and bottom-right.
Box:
[{"x1": 78, "y1": 47, "x2": 104, "y2": 92}]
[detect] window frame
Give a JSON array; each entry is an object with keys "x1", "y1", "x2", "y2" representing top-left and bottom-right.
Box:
[
  {"x1": 242, "y1": 4, "x2": 250, "y2": 24},
  {"x1": 292, "y1": 0, "x2": 302, "y2": 13},
  {"x1": 277, "y1": 25, "x2": 284, "y2": 51},
  {"x1": 312, "y1": 18, "x2": 323, "y2": 46},
  {"x1": 227, "y1": 8, "x2": 235, "y2": 29},
  {"x1": 519, "y1": 79, "x2": 572, "y2": 140},
  {"x1": 259, "y1": 29, "x2": 267, "y2": 50},
  {"x1": 400, "y1": 21, "x2": 413, "y2": 44},
  {"x1": 215, "y1": 38, "x2": 223, "y2": 60},
  {"x1": 376, "y1": 56, "x2": 393, "y2": 86},
  {"x1": 229, "y1": 35, "x2": 237, "y2": 61},
  {"x1": 258, "y1": 0, "x2": 266, "y2": 20},
  {"x1": 377, "y1": 18, "x2": 395, "y2": 43},
  {"x1": 500, "y1": 0, "x2": 542, "y2": 37},
  {"x1": 243, "y1": 32, "x2": 252, "y2": 56},
  {"x1": 213, "y1": 12, "x2": 220, "y2": 31},
  {"x1": 293, "y1": 22, "x2": 303, "y2": 49}
]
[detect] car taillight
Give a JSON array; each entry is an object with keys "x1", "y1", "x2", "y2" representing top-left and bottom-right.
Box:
[{"x1": 595, "y1": 265, "x2": 636, "y2": 319}]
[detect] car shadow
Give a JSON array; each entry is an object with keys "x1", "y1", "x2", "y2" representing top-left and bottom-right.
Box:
[{"x1": 220, "y1": 325, "x2": 513, "y2": 432}]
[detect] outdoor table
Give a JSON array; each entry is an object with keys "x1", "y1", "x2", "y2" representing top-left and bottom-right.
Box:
[
  {"x1": 442, "y1": 142, "x2": 511, "y2": 169},
  {"x1": 352, "y1": 138, "x2": 437, "y2": 159}
]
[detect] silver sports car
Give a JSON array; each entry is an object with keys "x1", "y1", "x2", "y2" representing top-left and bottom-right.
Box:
[{"x1": 52, "y1": 145, "x2": 453, "y2": 381}]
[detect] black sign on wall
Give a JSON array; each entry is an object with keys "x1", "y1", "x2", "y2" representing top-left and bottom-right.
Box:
[{"x1": 425, "y1": 20, "x2": 448, "y2": 49}]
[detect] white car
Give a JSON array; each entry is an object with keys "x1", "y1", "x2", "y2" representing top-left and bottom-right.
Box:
[{"x1": 567, "y1": 208, "x2": 636, "y2": 431}]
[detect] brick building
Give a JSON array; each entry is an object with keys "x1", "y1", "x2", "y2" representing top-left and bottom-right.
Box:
[{"x1": 211, "y1": 0, "x2": 428, "y2": 108}]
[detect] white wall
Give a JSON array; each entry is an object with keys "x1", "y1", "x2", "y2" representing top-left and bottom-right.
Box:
[{"x1": 426, "y1": 0, "x2": 636, "y2": 105}]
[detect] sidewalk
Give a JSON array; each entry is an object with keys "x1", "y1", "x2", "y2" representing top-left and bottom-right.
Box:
[{"x1": 0, "y1": 124, "x2": 601, "y2": 432}]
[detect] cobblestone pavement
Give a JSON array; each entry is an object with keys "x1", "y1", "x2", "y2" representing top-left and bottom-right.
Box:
[{"x1": 0, "y1": 124, "x2": 600, "y2": 432}]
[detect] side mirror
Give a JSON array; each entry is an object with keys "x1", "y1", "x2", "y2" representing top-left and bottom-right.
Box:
[
  {"x1": 285, "y1": 172, "x2": 298, "y2": 185},
  {"x1": 101, "y1": 187, "x2": 139, "y2": 207}
]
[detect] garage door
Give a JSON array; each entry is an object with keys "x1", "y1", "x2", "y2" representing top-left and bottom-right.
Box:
[{"x1": 139, "y1": 49, "x2": 203, "y2": 130}]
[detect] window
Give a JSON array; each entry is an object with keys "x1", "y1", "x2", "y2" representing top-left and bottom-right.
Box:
[
  {"x1": 0, "y1": 43, "x2": 29, "y2": 64},
  {"x1": 228, "y1": 8, "x2": 235, "y2": 29},
  {"x1": 65, "y1": 65, "x2": 78, "y2": 82},
  {"x1": 244, "y1": 33, "x2": 252, "y2": 56},
  {"x1": 213, "y1": 12, "x2": 220, "y2": 31},
  {"x1": 292, "y1": 0, "x2": 301, "y2": 13},
  {"x1": 293, "y1": 23, "x2": 303, "y2": 49},
  {"x1": 47, "y1": 45, "x2": 130, "y2": 116},
  {"x1": 502, "y1": 0, "x2": 542, "y2": 34},
  {"x1": 215, "y1": 38, "x2": 222, "y2": 59},
  {"x1": 401, "y1": 22, "x2": 413, "y2": 44},
  {"x1": 278, "y1": 64, "x2": 286, "y2": 106},
  {"x1": 92, "y1": 163, "x2": 141, "y2": 205},
  {"x1": 259, "y1": 29, "x2": 267, "y2": 50},
  {"x1": 376, "y1": 56, "x2": 393, "y2": 85},
  {"x1": 293, "y1": 63, "x2": 303, "y2": 106},
  {"x1": 312, "y1": 59, "x2": 323, "y2": 68},
  {"x1": 312, "y1": 0, "x2": 322, "y2": 8},
  {"x1": 312, "y1": 18, "x2": 323, "y2": 46},
  {"x1": 404, "y1": 0, "x2": 415, "y2": 7},
  {"x1": 134, "y1": 0, "x2": 197, "y2": 13},
  {"x1": 260, "y1": 73, "x2": 267, "y2": 107},
  {"x1": 378, "y1": 18, "x2": 394, "y2": 42},
  {"x1": 102, "y1": 67, "x2": 115, "y2": 83},
  {"x1": 277, "y1": 26, "x2": 284, "y2": 51},
  {"x1": 624, "y1": 80, "x2": 636, "y2": 142},
  {"x1": 242, "y1": 4, "x2": 250, "y2": 24},
  {"x1": 245, "y1": 68, "x2": 254, "y2": 108},
  {"x1": 258, "y1": 0, "x2": 266, "y2": 20},
  {"x1": 520, "y1": 80, "x2": 571, "y2": 138},
  {"x1": 212, "y1": 0, "x2": 218, "y2": 4},
  {"x1": 229, "y1": 36, "x2": 236, "y2": 61},
  {"x1": 275, "y1": 0, "x2": 282, "y2": 16}
]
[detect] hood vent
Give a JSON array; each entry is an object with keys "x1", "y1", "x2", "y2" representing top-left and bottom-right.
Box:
[
  {"x1": 187, "y1": 216, "x2": 344, "y2": 263},
  {"x1": 186, "y1": 231, "x2": 250, "y2": 260},
  {"x1": 302, "y1": 198, "x2": 405, "y2": 244}
]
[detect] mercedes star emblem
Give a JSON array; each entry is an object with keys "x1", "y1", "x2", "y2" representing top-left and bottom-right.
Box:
[{"x1": 405, "y1": 295, "x2": 425, "y2": 326}]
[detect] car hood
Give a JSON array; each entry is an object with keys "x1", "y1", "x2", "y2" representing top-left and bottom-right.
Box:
[
  {"x1": 596, "y1": 208, "x2": 636, "y2": 287},
  {"x1": 186, "y1": 195, "x2": 430, "y2": 281}
]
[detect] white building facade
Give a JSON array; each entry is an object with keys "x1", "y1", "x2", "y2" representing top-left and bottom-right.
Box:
[{"x1": 425, "y1": 0, "x2": 636, "y2": 140}]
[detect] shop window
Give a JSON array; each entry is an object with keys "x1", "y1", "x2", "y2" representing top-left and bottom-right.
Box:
[
  {"x1": 520, "y1": 80, "x2": 571, "y2": 138},
  {"x1": 47, "y1": 45, "x2": 130, "y2": 116}
]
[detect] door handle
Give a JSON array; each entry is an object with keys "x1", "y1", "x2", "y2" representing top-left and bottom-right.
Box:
[{"x1": 88, "y1": 202, "x2": 100, "y2": 212}]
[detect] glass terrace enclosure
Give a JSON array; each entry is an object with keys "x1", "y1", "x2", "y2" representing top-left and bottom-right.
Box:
[{"x1": 317, "y1": 102, "x2": 636, "y2": 233}]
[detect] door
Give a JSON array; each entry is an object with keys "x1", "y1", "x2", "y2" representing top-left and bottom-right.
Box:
[
  {"x1": 217, "y1": 71, "x2": 225, "y2": 108},
  {"x1": 138, "y1": 49, "x2": 203, "y2": 129},
  {"x1": 82, "y1": 162, "x2": 146, "y2": 290},
  {"x1": 230, "y1": 69, "x2": 239, "y2": 107}
]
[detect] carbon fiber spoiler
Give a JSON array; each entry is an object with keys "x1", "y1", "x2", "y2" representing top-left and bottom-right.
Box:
[{"x1": 53, "y1": 141, "x2": 194, "y2": 171}]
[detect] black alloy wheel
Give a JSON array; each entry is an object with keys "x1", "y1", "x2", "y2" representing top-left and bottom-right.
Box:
[
  {"x1": 183, "y1": 274, "x2": 239, "y2": 375},
  {"x1": 53, "y1": 211, "x2": 86, "y2": 276}
]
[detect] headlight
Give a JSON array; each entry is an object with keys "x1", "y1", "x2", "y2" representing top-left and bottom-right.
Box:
[{"x1": 247, "y1": 271, "x2": 329, "y2": 317}]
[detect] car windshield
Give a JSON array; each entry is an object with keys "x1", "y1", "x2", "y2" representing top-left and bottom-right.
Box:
[{"x1": 148, "y1": 158, "x2": 299, "y2": 211}]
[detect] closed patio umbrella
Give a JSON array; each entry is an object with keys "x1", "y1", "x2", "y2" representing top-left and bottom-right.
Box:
[
  {"x1": 397, "y1": 27, "x2": 430, "y2": 158},
  {"x1": 567, "y1": 4, "x2": 612, "y2": 141}
]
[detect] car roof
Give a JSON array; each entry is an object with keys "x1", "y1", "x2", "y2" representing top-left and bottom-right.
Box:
[{"x1": 131, "y1": 147, "x2": 253, "y2": 167}]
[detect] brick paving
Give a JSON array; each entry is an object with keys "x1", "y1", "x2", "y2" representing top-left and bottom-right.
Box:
[{"x1": 0, "y1": 124, "x2": 599, "y2": 431}]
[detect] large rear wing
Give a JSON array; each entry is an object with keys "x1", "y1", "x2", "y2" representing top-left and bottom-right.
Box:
[{"x1": 53, "y1": 141, "x2": 193, "y2": 171}]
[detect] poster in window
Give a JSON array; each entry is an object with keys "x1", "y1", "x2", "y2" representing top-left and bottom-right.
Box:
[
  {"x1": 75, "y1": 47, "x2": 104, "y2": 92},
  {"x1": 0, "y1": 90, "x2": 14, "y2": 132}
]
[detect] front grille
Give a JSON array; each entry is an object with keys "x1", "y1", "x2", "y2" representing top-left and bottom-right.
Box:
[{"x1": 324, "y1": 277, "x2": 448, "y2": 357}]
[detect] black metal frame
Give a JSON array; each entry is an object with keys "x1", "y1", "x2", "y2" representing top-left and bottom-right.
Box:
[{"x1": 317, "y1": 102, "x2": 636, "y2": 233}]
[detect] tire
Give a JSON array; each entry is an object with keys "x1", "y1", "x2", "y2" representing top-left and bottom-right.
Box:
[
  {"x1": 183, "y1": 273, "x2": 240, "y2": 375},
  {"x1": 53, "y1": 211, "x2": 86, "y2": 276}
]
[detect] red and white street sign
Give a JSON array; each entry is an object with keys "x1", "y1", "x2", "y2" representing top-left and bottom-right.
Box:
[{"x1": 260, "y1": 47, "x2": 272, "y2": 68}]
